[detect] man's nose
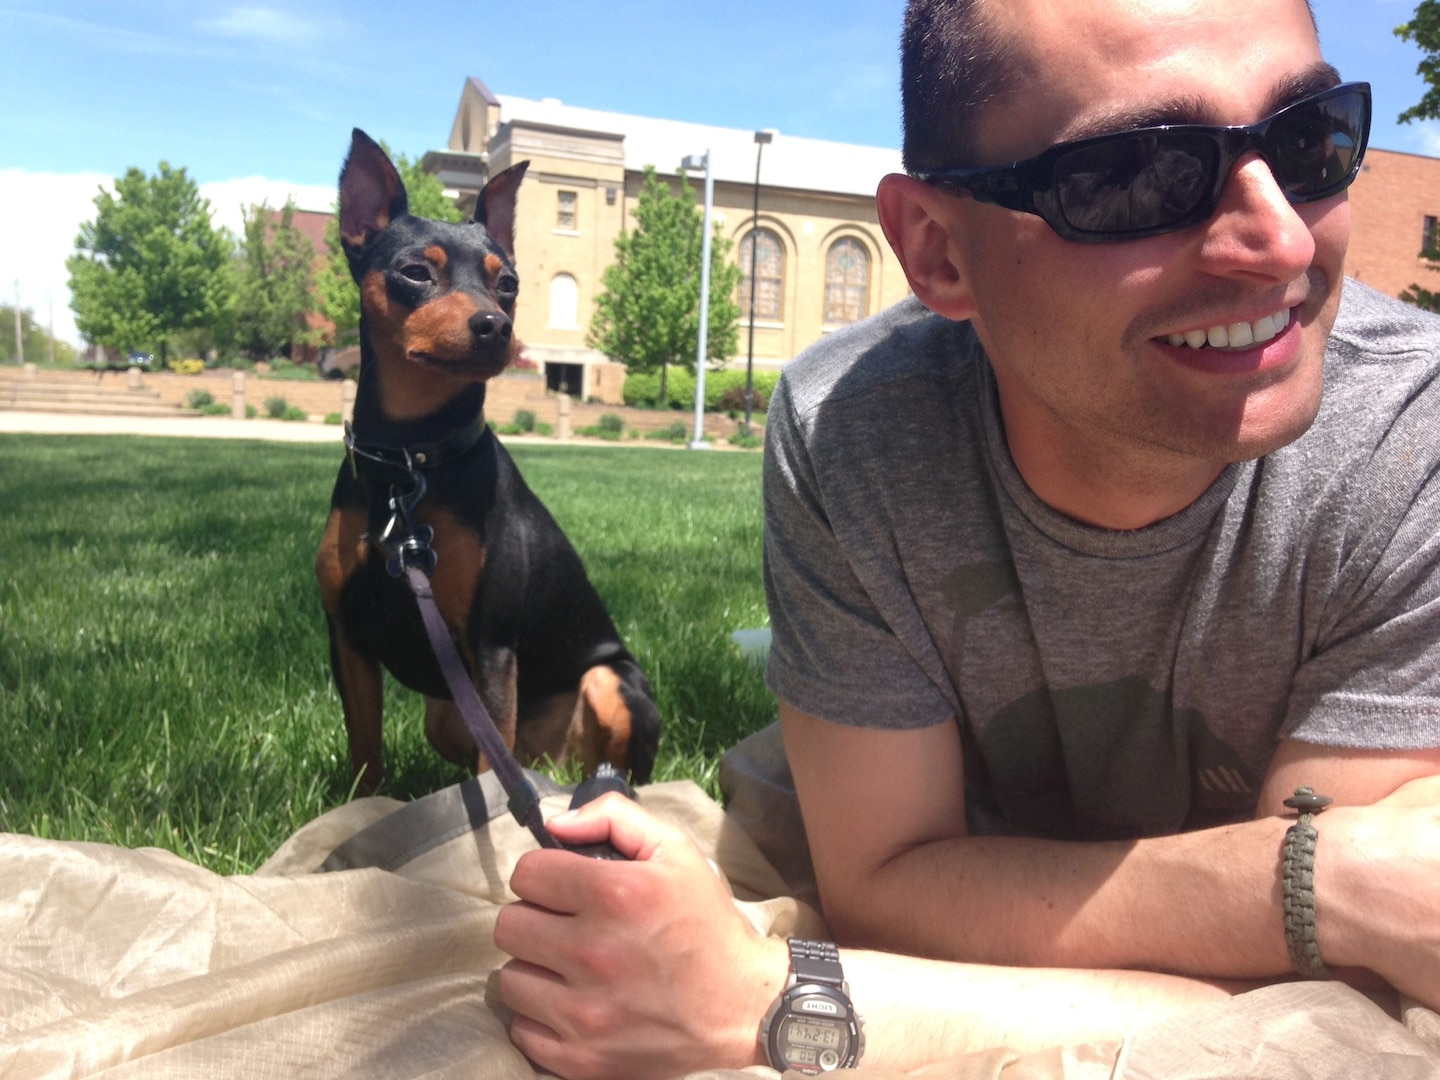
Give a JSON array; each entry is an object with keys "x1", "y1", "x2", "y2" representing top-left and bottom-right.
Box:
[{"x1": 1194, "y1": 152, "x2": 1320, "y2": 282}]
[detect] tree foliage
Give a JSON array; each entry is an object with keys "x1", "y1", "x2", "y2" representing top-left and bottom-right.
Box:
[
  {"x1": 66, "y1": 163, "x2": 232, "y2": 360},
  {"x1": 314, "y1": 145, "x2": 463, "y2": 345},
  {"x1": 233, "y1": 200, "x2": 318, "y2": 359},
  {"x1": 587, "y1": 166, "x2": 742, "y2": 405},
  {"x1": 1, "y1": 305, "x2": 78, "y2": 365},
  {"x1": 1396, "y1": 2, "x2": 1440, "y2": 310},
  {"x1": 1398, "y1": 2, "x2": 1440, "y2": 124}
]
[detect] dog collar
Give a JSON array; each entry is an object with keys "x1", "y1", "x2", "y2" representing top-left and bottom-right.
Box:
[{"x1": 343, "y1": 415, "x2": 490, "y2": 478}]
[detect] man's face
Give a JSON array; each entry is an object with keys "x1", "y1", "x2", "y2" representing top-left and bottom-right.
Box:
[{"x1": 950, "y1": 0, "x2": 1348, "y2": 517}]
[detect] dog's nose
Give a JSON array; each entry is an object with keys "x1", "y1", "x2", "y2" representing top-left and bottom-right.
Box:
[{"x1": 470, "y1": 311, "x2": 513, "y2": 343}]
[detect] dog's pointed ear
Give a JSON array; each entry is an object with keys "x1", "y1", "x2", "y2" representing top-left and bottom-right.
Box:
[
  {"x1": 338, "y1": 129, "x2": 409, "y2": 255},
  {"x1": 473, "y1": 161, "x2": 528, "y2": 257}
]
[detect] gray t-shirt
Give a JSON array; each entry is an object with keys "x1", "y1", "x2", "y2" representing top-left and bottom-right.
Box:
[{"x1": 763, "y1": 281, "x2": 1440, "y2": 840}]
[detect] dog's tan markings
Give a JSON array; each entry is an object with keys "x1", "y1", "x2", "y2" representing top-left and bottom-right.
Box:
[
  {"x1": 335, "y1": 636, "x2": 386, "y2": 792},
  {"x1": 570, "y1": 665, "x2": 634, "y2": 775},
  {"x1": 483, "y1": 253, "x2": 503, "y2": 280},
  {"x1": 315, "y1": 504, "x2": 369, "y2": 614},
  {"x1": 404, "y1": 291, "x2": 483, "y2": 363},
  {"x1": 423, "y1": 245, "x2": 448, "y2": 271},
  {"x1": 359, "y1": 271, "x2": 405, "y2": 359},
  {"x1": 316, "y1": 505, "x2": 386, "y2": 788}
]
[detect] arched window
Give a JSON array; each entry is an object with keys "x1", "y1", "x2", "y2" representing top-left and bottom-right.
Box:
[
  {"x1": 738, "y1": 229, "x2": 784, "y2": 321},
  {"x1": 825, "y1": 238, "x2": 870, "y2": 325},
  {"x1": 548, "y1": 273, "x2": 579, "y2": 330}
]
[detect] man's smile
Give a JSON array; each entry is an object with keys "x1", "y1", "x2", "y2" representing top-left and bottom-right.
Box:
[{"x1": 1160, "y1": 306, "x2": 1293, "y2": 350}]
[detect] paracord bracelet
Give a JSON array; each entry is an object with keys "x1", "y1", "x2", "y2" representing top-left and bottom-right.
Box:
[{"x1": 1281, "y1": 786, "x2": 1333, "y2": 979}]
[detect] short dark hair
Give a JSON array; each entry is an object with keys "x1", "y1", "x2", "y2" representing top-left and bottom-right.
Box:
[
  {"x1": 900, "y1": 0, "x2": 1321, "y2": 175},
  {"x1": 900, "y1": 0, "x2": 1024, "y2": 174}
]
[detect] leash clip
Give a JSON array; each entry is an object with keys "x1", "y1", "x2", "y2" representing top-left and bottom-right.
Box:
[{"x1": 380, "y1": 469, "x2": 438, "y2": 578}]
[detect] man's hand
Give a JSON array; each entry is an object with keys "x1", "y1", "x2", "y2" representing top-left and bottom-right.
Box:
[
  {"x1": 1317, "y1": 774, "x2": 1440, "y2": 1009},
  {"x1": 494, "y1": 794, "x2": 787, "y2": 1080}
]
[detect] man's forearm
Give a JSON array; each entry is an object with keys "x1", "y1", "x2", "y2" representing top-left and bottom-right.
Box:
[
  {"x1": 828, "y1": 817, "x2": 1296, "y2": 977},
  {"x1": 843, "y1": 949, "x2": 1235, "y2": 1071}
]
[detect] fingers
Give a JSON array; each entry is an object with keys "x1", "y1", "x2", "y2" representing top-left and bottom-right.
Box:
[{"x1": 544, "y1": 790, "x2": 680, "y2": 862}]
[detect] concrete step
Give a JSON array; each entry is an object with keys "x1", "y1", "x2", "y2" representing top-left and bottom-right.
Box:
[
  {"x1": 6, "y1": 386, "x2": 166, "y2": 406},
  {"x1": 0, "y1": 399, "x2": 201, "y2": 418}
]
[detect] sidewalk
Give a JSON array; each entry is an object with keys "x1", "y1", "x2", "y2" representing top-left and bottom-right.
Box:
[
  {"x1": 0, "y1": 410, "x2": 744, "y2": 451},
  {"x1": 0, "y1": 411, "x2": 344, "y2": 443}
]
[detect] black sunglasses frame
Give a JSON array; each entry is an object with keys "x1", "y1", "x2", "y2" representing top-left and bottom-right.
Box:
[{"x1": 914, "y1": 82, "x2": 1371, "y2": 243}]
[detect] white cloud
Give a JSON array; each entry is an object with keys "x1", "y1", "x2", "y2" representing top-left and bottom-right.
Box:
[
  {"x1": 0, "y1": 170, "x2": 336, "y2": 347},
  {"x1": 198, "y1": 7, "x2": 327, "y2": 47},
  {"x1": 0, "y1": 170, "x2": 113, "y2": 347},
  {"x1": 199, "y1": 177, "x2": 337, "y2": 236}
]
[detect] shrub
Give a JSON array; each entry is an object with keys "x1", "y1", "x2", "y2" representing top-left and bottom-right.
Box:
[
  {"x1": 282, "y1": 405, "x2": 308, "y2": 422},
  {"x1": 578, "y1": 423, "x2": 622, "y2": 441},
  {"x1": 186, "y1": 390, "x2": 215, "y2": 410},
  {"x1": 512, "y1": 409, "x2": 536, "y2": 433},
  {"x1": 167, "y1": 358, "x2": 205, "y2": 375},
  {"x1": 598, "y1": 412, "x2": 624, "y2": 434},
  {"x1": 728, "y1": 432, "x2": 764, "y2": 450},
  {"x1": 534, "y1": 421, "x2": 554, "y2": 437},
  {"x1": 717, "y1": 385, "x2": 768, "y2": 414},
  {"x1": 623, "y1": 366, "x2": 780, "y2": 412},
  {"x1": 201, "y1": 402, "x2": 231, "y2": 416},
  {"x1": 324, "y1": 412, "x2": 343, "y2": 425},
  {"x1": 261, "y1": 357, "x2": 320, "y2": 381},
  {"x1": 645, "y1": 421, "x2": 689, "y2": 442},
  {"x1": 263, "y1": 396, "x2": 289, "y2": 419}
]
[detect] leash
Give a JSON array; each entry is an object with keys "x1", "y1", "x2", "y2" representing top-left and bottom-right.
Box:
[{"x1": 376, "y1": 460, "x2": 562, "y2": 851}]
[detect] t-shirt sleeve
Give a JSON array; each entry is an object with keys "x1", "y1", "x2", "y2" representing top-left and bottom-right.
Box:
[
  {"x1": 1283, "y1": 327, "x2": 1440, "y2": 750},
  {"x1": 761, "y1": 377, "x2": 955, "y2": 730}
]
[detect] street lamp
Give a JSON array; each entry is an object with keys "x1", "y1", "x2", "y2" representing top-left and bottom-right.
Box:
[
  {"x1": 744, "y1": 130, "x2": 774, "y2": 436},
  {"x1": 681, "y1": 150, "x2": 714, "y2": 450}
]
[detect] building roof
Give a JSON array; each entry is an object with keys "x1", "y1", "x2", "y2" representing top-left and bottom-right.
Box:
[{"x1": 493, "y1": 93, "x2": 904, "y2": 198}]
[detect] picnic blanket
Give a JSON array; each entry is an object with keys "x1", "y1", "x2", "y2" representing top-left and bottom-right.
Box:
[{"x1": 3, "y1": 726, "x2": 1440, "y2": 1079}]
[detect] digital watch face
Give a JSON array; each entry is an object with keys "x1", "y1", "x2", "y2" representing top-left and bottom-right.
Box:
[{"x1": 767, "y1": 986, "x2": 859, "y2": 1074}]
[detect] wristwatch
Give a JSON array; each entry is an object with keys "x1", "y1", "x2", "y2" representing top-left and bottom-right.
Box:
[{"x1": 759, "y1": 938, "x2": 865, "y2": 1074}]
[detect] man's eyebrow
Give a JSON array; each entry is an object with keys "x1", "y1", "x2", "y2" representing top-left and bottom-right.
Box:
[{"x1": 1056, "y1": 62, "x2": 1344, "y2": 142}]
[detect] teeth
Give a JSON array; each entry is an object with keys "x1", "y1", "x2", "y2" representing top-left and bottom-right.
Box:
[{"x1": 1166, "y1": 307, "x2": 1291, "y2": 350}]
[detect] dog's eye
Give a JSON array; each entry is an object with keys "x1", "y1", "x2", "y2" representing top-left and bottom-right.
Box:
[
  {"x1": 496, "y1": 274, "x2": 518, "y2": 294},
  {"x1": 399, "y1": 264, "x2": 433, "y2": 283}
]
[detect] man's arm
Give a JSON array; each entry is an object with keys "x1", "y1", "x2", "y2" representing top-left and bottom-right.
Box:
[
  {"x1": 782, "y1": 701, "x2": 1440, "y2": 1001},
  {"x1": 495, "y1": 793, "x2": 1233, "y2": 1080}
]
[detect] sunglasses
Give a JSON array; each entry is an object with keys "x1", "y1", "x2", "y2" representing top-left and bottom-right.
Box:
[{"x1": 914, "y1": 82, "x2": 1371, "y2": 243}]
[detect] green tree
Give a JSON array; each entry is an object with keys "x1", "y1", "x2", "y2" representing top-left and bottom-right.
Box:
[
  {"x1": 233, "y1": 200, "x2": 318, "y2": 360},
  {"x1": 66, "y1": 163, "x2": 232, "y2": 362},
  {"x1": 0, "y1": 305, "x2": 77, "y2": 366},
  {"x1": 587, "y1": 166, "x2": 741, "y2": 406},
  {"x1": 1396, "y1": 2, "x2": 1440, "y2": 311},
  {"x1": 315, "y1": 145, "x2": 463, "y2": 345}
]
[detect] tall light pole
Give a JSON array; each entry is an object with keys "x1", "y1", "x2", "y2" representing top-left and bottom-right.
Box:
[
  {"x1": 12, "y1": 280, "x2": 23, "y2": 366},
  {"x1": 681, "y1": 151, "x2": 714, "y2": 450},
  {"x1": 744, "y1": 130, "x2": 774, "y2": 436}
]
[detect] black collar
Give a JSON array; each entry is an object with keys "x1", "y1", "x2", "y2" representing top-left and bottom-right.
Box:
[{"x1": 343, "y1": 415, "x2": 490, "y2": 478}]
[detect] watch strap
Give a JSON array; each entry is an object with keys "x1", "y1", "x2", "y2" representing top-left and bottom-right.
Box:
[{"x1": 787, "y1": 938, "x2": 846, "y2": 988}]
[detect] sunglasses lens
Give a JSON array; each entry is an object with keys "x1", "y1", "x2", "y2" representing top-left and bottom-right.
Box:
[
  {"x1": 1053, "y1": 134, "x2": 1217, "y2": 235},
  {"x1": 1268, "y1": 89, "x2": 1367, "y2": 200}
]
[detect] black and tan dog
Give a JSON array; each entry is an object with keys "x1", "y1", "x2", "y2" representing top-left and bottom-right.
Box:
[{"x1": 315, "y1": 129, "x2": 660, "y2": 794}]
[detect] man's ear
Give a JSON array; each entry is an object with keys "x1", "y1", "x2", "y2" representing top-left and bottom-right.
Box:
[{"x1": 876, "y1": 173, "x2": 978, "y2": 322}]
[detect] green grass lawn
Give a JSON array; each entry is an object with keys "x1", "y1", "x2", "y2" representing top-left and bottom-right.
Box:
[{"x1": 0, "y1": 435, "x2": 773, "y2": 872}]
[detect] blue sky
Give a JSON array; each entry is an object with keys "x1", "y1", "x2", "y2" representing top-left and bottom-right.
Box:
[{"x1": 2, "y1": 0, "x2": 1436, "y2": 344}]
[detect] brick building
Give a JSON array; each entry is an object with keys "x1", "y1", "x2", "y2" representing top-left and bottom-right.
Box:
[{"x1": 1345, "y1": 147, "x2": 1440, "y2": 301}]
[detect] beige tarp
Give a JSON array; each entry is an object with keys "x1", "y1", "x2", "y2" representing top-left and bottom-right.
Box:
[{"x1": 3, "y1": 729, "x2": 1440, "y2": 1078}]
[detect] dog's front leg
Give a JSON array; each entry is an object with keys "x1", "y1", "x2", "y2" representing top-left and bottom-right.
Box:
[
  {"x1": 328, "y1": 627, "x2": 387, "y2": 794},
  {"x1": 423, "y1": 646, "x2": 518, "y2": 773}
]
